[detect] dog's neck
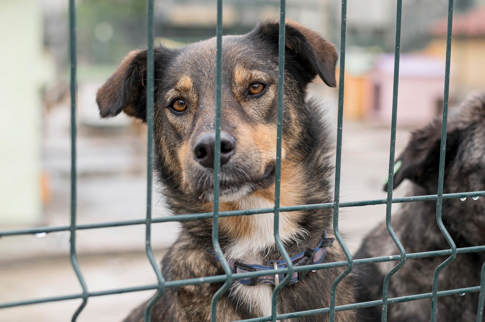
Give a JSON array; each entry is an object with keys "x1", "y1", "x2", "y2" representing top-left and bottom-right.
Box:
[
  {"x1": 195, "y1": 160, "x2": 329, "y2": 264},
  {"x1": 220, "y1": 195, "x2": 306, "y2": 261}
]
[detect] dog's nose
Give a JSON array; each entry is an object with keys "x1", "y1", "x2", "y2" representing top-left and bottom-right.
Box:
[{"x1": 193, "y1": 132, "x2": 236, "y2": 168}]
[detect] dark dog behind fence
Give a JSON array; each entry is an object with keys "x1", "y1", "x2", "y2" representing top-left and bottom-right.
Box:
[
  {"x1": 0, "y1": 0, "x2": 484, "y2": 322},
  {"x1": 355, "y1": 94, "x2": 485, "y2": 322}
]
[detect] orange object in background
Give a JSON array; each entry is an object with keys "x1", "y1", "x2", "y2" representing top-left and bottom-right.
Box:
[
  {"x1": 343, "y1": 73, "x2": 373, "y2": 121},
  {"x1": 426, "y1": 6, "x2": 485, "y2": 98},
  {"x1": 40, "y1": 171, "x2": 51, "y2": 204}
]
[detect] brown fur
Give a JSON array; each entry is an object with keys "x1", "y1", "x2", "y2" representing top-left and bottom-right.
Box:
[
  {"x1": 97, "y1": 21, "x2": 355, "y2": 321},
  {"x1": 97, "y1": 50, "x2": 143, "y2": 118}
]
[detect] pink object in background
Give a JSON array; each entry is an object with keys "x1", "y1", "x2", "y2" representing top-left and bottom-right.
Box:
[{"x1": 370, "y1": 54, "x2": 446, "y2": 126}]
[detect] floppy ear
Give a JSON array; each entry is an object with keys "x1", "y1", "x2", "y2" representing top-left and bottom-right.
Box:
[
  {"x1": 96, "y1": 47, "x2": 174, "y2": 121},
  {"x1": 248, "y1": 20, "x2": 338, "y2": 87},
  {"x1": 383, "y1": 120, "x2": 461, "y2": 192}
]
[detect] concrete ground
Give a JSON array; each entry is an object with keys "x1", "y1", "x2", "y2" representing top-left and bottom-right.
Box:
[{"x1": 1, "y1": 83, "x2": 413, "y2": 321}]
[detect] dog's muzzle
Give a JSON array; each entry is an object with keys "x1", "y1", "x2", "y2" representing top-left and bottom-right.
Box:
[{"x1": 192, "y1": 162, "x2": 276, "y2": 202}]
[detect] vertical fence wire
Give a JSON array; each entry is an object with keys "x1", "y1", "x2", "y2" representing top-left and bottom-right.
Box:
[
  {"x1": 270, "y1": 1, "x2": 294, "y2": 320},
  {"x1": 68, "y1": 0, "x2": 88, "y2": 320},
  {"x1": 477, "y1": 262, "x2": 485, "y2": 322},
  {"x1": 430, "y1": 1, "x2": 456, "y2": 321},
  {"x1": 328, "y1": 1, "x2": 352, "y2": 320},
  {"x1": 380, "y1": 1, "x2": 407, "y2": 320},
  {"x1": 143, "y1": 0, "x2": 166, "y2": 321},
  {"x1": 210, "y1": 0, "x2": 234, "y2": 320}
]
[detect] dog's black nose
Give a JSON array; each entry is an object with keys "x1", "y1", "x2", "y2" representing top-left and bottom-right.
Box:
[{"x1": 193, "y1": 132, "x2": 236, "y2": 168}]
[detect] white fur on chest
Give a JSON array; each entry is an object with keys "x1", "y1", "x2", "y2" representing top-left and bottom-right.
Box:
[
  {"x1": 225, "y1": 196, "x2": 303, "y2": 259},
  {"x1": 226, "y1": 196, "x2": 304, "y2": 317},
  {"x1": 230, "y1": 282, "x2": 273, "y2": 316}
]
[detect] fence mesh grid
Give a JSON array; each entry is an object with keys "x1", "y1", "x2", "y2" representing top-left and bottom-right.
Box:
[{"x1": 1, "y1": 0, "x2": 485, "y2": 321}]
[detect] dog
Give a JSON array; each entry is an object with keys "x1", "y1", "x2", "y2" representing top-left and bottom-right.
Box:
[
  {"x1": 96, "y1": 21, "x2": 355, "y2": 322},
  {"x1": 354, "y1": 94, "x2": 485, "y2": 322}
]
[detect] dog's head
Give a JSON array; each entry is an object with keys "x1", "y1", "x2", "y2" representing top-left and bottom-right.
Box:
[
  {"x1": 96, "y1": 21, "x2": 337, "y2": 207},
  {"x1": 386, "y1": 94, "x2": 485, "y2": 245}
]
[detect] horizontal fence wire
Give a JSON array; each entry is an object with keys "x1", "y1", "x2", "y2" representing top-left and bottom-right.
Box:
[
  {"x1": 1, "y1": 251, "x2": 484, "y2": 316},
  {"x1": 236, "y1": 285, "x2": 482, "y2": 322},
  {"x1": 2, "y1": 244, "x2": 485, "y2": 309},
  {"x1": 0, "y1": 283, "x2": 481, "y2": 319},
  {"x1": 1, "y1": 0, "x2": 485, "y2": 321},
  {"x1": 2, "y1": 191, "x2": 484, "y2": 238}
]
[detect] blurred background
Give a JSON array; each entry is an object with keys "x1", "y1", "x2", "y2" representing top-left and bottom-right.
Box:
[{"x1": 1, "y1": 0, "x2": 484, "y2": 321}]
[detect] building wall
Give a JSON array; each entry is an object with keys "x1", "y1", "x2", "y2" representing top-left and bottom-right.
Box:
[
  {"x1": 372, "y1": 75, "x2": 443, "y2": 126},
  {"x1": 0, "y1": 0, "x2": 51, "y2": 224},
  {"x1": 426, "y1": 38, "x2": 485, "y2": 95}
]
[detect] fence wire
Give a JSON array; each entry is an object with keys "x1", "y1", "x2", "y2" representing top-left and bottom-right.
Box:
[{"x1": 0, "y1": 0, "x2": 484, "y2": 321}]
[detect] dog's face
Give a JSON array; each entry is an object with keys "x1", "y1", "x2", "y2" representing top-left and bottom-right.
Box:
[
  {"x1": 96, "y1": 21, "x2": 337, "y2": 204},
  {"x1": 387, "y1": 94, "x2": 485, "y2": 245}
]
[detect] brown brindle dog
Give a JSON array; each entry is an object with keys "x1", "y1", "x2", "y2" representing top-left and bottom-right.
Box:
[{"x1": 97, "y1": 21, "x2": 355, "y2": 322}]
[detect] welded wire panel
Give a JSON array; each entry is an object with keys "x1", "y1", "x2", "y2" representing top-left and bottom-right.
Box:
[
  {"x1": 1, "y1": 191, "x2": 485, "y2": 239},
  {"x1": 143, "y1": 0, "x2": 166, "y2": 321},
  {"x1": 1, "y1": 0, "x2": 485, "y2": 320},
  {"x1": 68, "y1": 0, "x2": 89, "y2": 320}
]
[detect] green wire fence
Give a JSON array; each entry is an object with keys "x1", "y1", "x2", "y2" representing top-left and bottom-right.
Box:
[{"x1": 1, "y1": 0, "x2": 485, "y2": 321}]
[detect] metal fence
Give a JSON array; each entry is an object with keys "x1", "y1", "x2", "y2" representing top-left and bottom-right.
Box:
[{"x1": 1, "y1": 0, "x2": 485, "y2": 321}]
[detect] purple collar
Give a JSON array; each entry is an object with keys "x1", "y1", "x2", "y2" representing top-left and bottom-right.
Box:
[{"x1": 227, "y1": 234, "x2": 334, "y2": 286}]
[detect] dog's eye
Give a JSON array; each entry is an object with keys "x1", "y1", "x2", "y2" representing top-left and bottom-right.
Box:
[
  {"x1": 169, "y1": 98, "x2": 188, "y2": 114},
  {"x1": 248, "y1": 82, "x2": 266, "y2": 96}
]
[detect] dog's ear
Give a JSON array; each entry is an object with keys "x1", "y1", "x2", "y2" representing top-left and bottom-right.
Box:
[
  {"x1": 96, "y1": 47, "x2": 174, "y2": 121},
  {"x1": 383, "y1": 120, "x2": 461, "y2": 192},
  {"x1": 249, "y1": 20, "x2": 338, "y2": 87}
]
